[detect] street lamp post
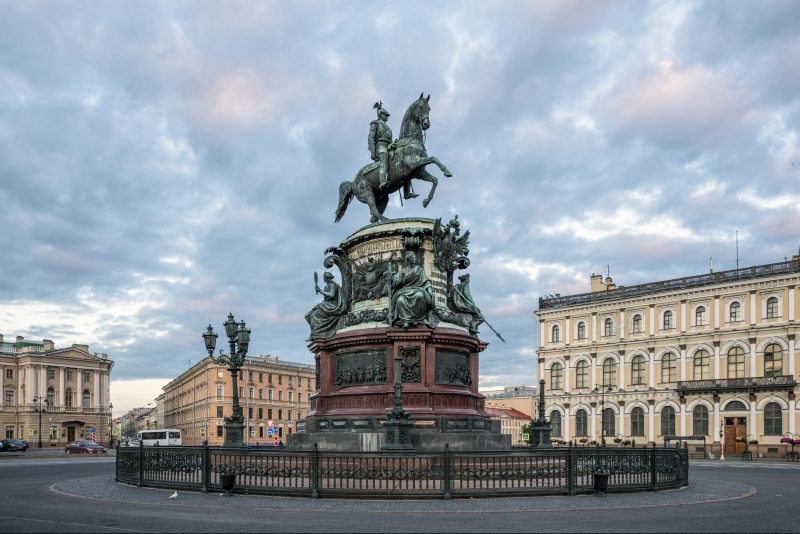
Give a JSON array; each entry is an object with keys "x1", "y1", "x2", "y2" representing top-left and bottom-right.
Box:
[
  {"x1": 593, "y1": 385, "x2": 613, "y2": 446},
  {"x1": 32, "y1": 395, "x2": 49, "y2": 449},
  {"x1": 203, "y1": 313, "x2": 251, "y2": 448},
  {"x1": 719, "y1": 423, "x2": 725, "y2": 460}
]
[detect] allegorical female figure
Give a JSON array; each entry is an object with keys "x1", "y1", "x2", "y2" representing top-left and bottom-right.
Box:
[
  {"x1": 388, "y1": 251, "x2": 438, "y2": 329},
  {"x1": 305, "y1": 272, "x2": 346, "y2": 340}
]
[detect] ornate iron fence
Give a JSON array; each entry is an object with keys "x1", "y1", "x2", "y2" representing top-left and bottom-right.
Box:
[{"x1": 116, "y1": 443, "x2": 688, "y2": 499}]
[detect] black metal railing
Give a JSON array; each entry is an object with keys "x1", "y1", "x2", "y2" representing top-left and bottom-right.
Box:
[
  {"x1": 539, "y1": 259, "x2": 799, "y2": 310},
  {"x1": 116, "y1": 443, "x2": 688, "y2": 498},
  {"x1": 677, "y1": 375, "x2": 796, "y2": 393}
]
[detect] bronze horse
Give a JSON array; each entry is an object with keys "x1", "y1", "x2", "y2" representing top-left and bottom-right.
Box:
[{"x1": 335, "y1": 94, "x2": 453, "y2": 223}]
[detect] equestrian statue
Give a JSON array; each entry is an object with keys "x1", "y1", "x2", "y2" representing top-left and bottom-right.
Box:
[{"x1": 335, "y1": 93, "x2": 453, "y2": 223}]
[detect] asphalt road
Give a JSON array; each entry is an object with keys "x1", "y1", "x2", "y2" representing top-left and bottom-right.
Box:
[{"x1": 1, "y1": 456, "x2": 799, "y2": 533}]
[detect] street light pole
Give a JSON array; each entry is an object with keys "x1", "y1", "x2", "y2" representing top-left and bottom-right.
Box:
[
  {"x1": 719, "y1": 422, "x2": 725, "y2": 460},
  {"x1": 594, "y1": 384, "x2": 613, "y2": 446},
  {"x1": 203, "y1": 313, "x2": 251, "y2": 448},
  {"x1": 32, "y1": 395, "x2": 48, "y2": 449}
]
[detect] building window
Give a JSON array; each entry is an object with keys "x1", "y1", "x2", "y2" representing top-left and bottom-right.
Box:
[
  {"x1": 83, "y1": 371, "x2": 90, "y2": 382},
  {"x1": 575, "y1": 409, "x2": 588, "y2": 436},
  {"x1": 729, "y1": 301, "x2": 742, "y2": 322},
  {"x1": 258, "y1": 389, "x2": 263, "y2": 399},
  {"x1": 662, "y1": 310, "x2": 674, "y2": 330},
  {"x1": 631, "y1": 355, "x2": 646, "y2": 385},
  {"x1": 268, "y1": 409, "x2": 273, "y2": 420},
  {"x1": 259, "y1": 372, "x2": 264, "y2": 383},
  {"x1": 695, "y1": 306, "x2": 706, "y2": 326},
  {"x1": 766, "y1": 297, "x2": 779, "y2": 319},
  {"x1": 661, "y1": 406, "x2": 676, "y2": 436},
  {"x1": 46, "y1": 387, "x2": 55, "y2": 406},
  {"x1": 278, "y1": 391, "x2": 283, "y2": 401},
  {"x1": 278, "y1": 409, "x2": 282, "y2": 420},
  {"x1": 216, "y1": 385, "x2": 224, "y2": 397},
  {"x1": 725, "y1": 400, "x2": 747, "y2": 411},
  {"x1": 248, "y1": 407, "x2": 253, "y2": 419},
  {"x1": 268, "y1": 374, "x2": 273, "y2": 384},
  {"x1": 216, "y1": 406, "x2": 223, "y2": 418},
  {"x1": 247, "y1": 371, "x2": 253, "y2": 381},
  {"x1": 288, "y1": 391, "x2": 293, "y2": 402},
  {"x1": 727, "y1": 347, "x2": 745, "y2": 379},
  {"x1": 693, "y1": 350, "x2": 710, "y2": 380},
  {"x1": 551, "y1": 324, "x2": 560, "y2": 343},
  {"x1": 268, "y1": 390, "x2": 273, "y2": 401},
  {"x1": 764, "y1": 402, "x2": 782, "y2": 435},
  {"x1": 217, "y1": 369, "x2": 224, "y2": 379},
  {"x1": 248, "y1": 387, "x2": 254, "y2": 399},
  {"x1": 81, "y1": 390, "x2": 90, "y2": 408},
  {"x1": 602, "y1": 360, "x2": 616, "y2": 388},
  {"x1": 47, "y1": 368, "x2": 55, "y2": 380},
  {"x1": 4, "y1": 390, "x2": 13, "y2": 407},
  {"x1": 575, "y1": 361, "x2": 589, "y2": 389},
  {"x1": 258, "y1": 408, "x2": 263, "y2": 419},
  {"x1": 693, "y1": 405, "x2": 709, "y2": 436},
  {"x1": 288, "y1": 376, "x2": 292, "y2": 386},
  {"x1": 298, "y1": 393, "x2": 302, "y2": 403},
  {"x1": 288, "y1": 410, "x2": 292, "y2": 421},
  {"x1": 630, "y1": 407, "x2": 645, "y2": 437},
  {"x1": 216, "y1": 425, "x2": 224, "y2": 437},
  {"x1": 259, "y1": 427, "x2": 264, "y2": 438},
  {"x1": 65, "y1": 389, "x2": 73, "y2": 407},
  {"x1": 5, "y1": 369, "x2": 13, "y2": 380},
  {"x1": 577, "y1": 321, "x2": 586, "y2": 339},
  {"x1": 661, "y1": 352, "x2": 677, "y2": 383},
  {"x1": 603, "y1": 318, "x2": 613, "y2": 337},
  {"x1": 550, "y1": 363, "x2": 564, "y2": 390},
  {"x1": 278, "y1": 375, "x2": 283, "y2": 385},
  {"x1": 764, "y1": 343, "x2": 783, "y2": 377},
  {"x1": 632, "y1": 314, "x2": 642, "y2": 334},
  {"x1": 601, "y1": 407, "x2": 615, "y2": 437},
  {"x1": 239, "y1": 387, "x2": 243, "y2": 397},
  {"x1": 550, "y1": 412, "x2": 562, "y2": 437}
]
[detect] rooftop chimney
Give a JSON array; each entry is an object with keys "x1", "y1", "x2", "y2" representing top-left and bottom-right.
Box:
[
  {"x1": 16, "y1": 336, "x2": 24, "y2": 343},
  {"x1": 590, "y1": 274, "x2": 605, "y2": 293},
  {"x1": 43, "y1": 339, "x2": 55, "y2": 351}
]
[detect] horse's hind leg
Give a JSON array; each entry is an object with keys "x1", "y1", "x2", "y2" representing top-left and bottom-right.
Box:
[
  {"x1": 364, "y1": 188, "x2": 387, "y2": 223},
  {"x1": 415, "y1": 169, "x2": 438, "y2": 208}
]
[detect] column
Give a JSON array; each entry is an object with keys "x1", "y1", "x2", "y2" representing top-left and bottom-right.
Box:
[
  {"x1": 713, "y1": 398, "x2": 721, "y2": 442},
  {"x1": 564, "y1": 360, "x2": 571, "y2": 394},
  {"x1": 619, "y1": 310, "x2": 626, "y2": 339},
  {"x1": 788, "y1": 337, "x2": 795, "y2": 377},
  {"x1": 750, "y1": 291, "x2": 757, "y2": 325},
  {"x1": 590, "y1": 355, "x2": 597, "y2": 391},
  {"x1": 76, "y1": 370, "x2": 83, "y2": 409},
  {"x1": 749, "y1": 400, "x2": 757, "y2": 437},
  {"x1": 680, "y1": 301, "x2": 687, "y2": 333},
  {"x1": 680, "y1": 403, "x2": 687, "y2": 436},
  {"x1": 39, "y1": 365, "x2": 46, "y2": 399},
  {"x1": 750, "y1": 339, "x2": 757, "y2": 378},
  {"x1": 26, "y1": 366, "x2": 34, "y2": 405},
  {"x1": 619, "y1": 354, "x2": 626, "y2": 390},
  {"x1": 59, "y1": 367, "x2": 65, "y2": 407},
  {"x1": 648, "y1": 351, "x2": 655, "y2": 386},
  {"x1": 591, "y1": 314, "x2": 597, "y2": 342},
  {"x1": 94, "y1": 371, "x2": 100, "y2": 408},
  {"x1": 565, "y1": 317, "x2": 571, "y2": 345},
  {"x1": 714, "y1": 297, "x2": 720, "y2": 329},
  {"x1": 714, "y1": 342, "x2": 721, "y2": 379},
  {"x1": 649, "y1": 306, "x2": 655, "y2": 336},
  {"x1": 680, "y1": 347, "x2": 686, "y2": 382},
  {"x1": 789, "y1": 286, "x2": 795, "y2": 322},
  {"x1": 619, "y1": 405, "x2": 626, "y2": 437},
  {"x1": 648, "y1": 404, "x2": 655, "y2": 443},
  {"x1": 564, "y1": 411, "x2": 571, "y2": 441},
  {"x1": 591, "y1": 403, "x2": 598, "y2": 438},
  {"x1": 790, "y1": 400, "x2": 796, "y2": 435}
]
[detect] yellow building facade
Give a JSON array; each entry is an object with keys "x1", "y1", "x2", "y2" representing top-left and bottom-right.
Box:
[
  {"x1": 163, "y1": 354, "x2": 314, "y2": 446},
  {"x1": 535, "y1": 253, "x2": 799, "y2": 457},
  {"x1": 0, "y1": 335, "x2": 113, "y2": 447}
]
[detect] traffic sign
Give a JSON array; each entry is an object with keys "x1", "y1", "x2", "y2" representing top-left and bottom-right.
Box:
[{"x1": 522, "y1": 433, "x2": 530, "y2": 442}]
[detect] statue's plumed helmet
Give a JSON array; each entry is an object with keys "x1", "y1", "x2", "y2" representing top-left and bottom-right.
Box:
[
  {"x1": 458, "y1": 273, "x2": 470, "y2": 282},
  {"x1": 323, "y1": 272, "x2": 334, "y2": 280},
  {"x1": 373, "y1": 101, "x2": 390, "y2": 118}
]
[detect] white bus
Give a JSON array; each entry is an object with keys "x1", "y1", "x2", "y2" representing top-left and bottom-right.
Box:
[{"x1": 137, "y1": 429, "x2": 182, "y2": 446}]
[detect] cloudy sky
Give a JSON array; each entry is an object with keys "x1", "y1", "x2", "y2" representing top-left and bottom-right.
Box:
[{"x1": 2, "y1": 1, "x2": 799, "y2": 415}]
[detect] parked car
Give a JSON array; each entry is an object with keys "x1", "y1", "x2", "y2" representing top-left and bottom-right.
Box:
[
  {"x1": 64, "y1": 440, "x2": 107, "y2": 454},
  {"x1": 1, "y1": 439, "x2": 28, "y2": 451}
]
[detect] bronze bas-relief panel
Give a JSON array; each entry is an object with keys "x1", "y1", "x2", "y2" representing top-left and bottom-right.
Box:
[
  {"x1": 333, "y1": 349, "x2": 388, "y2": 388},
  {"x1": 435, "y1": 349, "x2": 472, "y2": 386}
]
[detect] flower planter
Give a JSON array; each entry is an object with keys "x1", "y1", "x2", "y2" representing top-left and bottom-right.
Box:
[
  {"x1": 593, "y1": 472, "x2": 610, "y2": 493},
  {"x1": 741, "y1": 451, "x2": 752, "y2": 461},
  {"x1": 220, "y1": 473, "x2": 236, "y2": 495}
]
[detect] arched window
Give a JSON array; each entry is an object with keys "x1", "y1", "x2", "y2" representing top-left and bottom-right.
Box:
[
  {"x1": 577, "y1": 321, "x2": 586, "y2": 340},
  {"x1": 663, "y1": 310, "x2": 674, "y2": 330},
  {"x1": 604, "y1": 318, "x2": 613, "y2": 337},
  {"x1": 661, "y1": 352, "x2": 677, "y2": 383},
  {"x1": 630, "y1": 407, "x2": 645, "y2": 437},
  {"x1": 550, "y1": 411, "x2": 562, "y2": 437},
  {"x1": 631, "y1": 355, "x2": 646, "y2": 385},
  {"x1": 551, "y1": 324, "x2": 560, "y2": 343},
  {"x1": 764, "y1": 402, "x2": 782, "y2": 435},
  {"x1": 729, "y1": 301, "x2": 742, "y2": 322},
  {"x1": 725, "y1": 400, "x2": 747, "y2": 411},
  {"x1": 601, "y1": 407, "x2": 615, "y2": 437},
  {"x1": 764, "y1": 343, "x2": 783, "y2": 377},
  {"x1": 766, "y1": 297, "x2": 779, "y2": 319},
  {"x1": 727, "y1": 346, "x2": 745, "y2": 379},
  {"x1": 46, "y1": 387, "x2": 55, "y2": 407},
  {"x1": 693, "y1": 350, "x2": 710, "y2": 380},
  {"x1": 602, "y1": 359, "x2": 616, "y2": 388},
  {"x1": 82, "y1": 389, "x2": 91, "y2": 409},
  {"x1": 65, "y1": 388, "x2": 73, "y2": 408},
  {"x1": 575, "y1": 361, "x2": 589, "y2": 389},
  {"x1": 693, "y1": 405, "x2": 709, "y2": 435},
  {"x1": 632, "y1": 314, "x2": 642, "y2": 333},
  {"x1": 695, "y1": 306, "x2": 706, "y2": 326},
  {"x1": 661, "y1": 406, "x2": 676, "y2": 436},
  {"x1": 575, "y1": 409, "x2": 588, "y2": 436},
  {"x1": 550, "y1": 363, "x2": 564, "y2": 390}
]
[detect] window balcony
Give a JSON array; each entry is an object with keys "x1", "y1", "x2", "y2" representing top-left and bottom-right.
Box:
[{"x1": 677, "y1": 375, "x2": 796, "y2": 395}]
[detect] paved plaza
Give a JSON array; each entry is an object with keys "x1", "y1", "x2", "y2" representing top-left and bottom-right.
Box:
[{"x1": 1, "y1": 454, "x2": 799, "y2": 532}]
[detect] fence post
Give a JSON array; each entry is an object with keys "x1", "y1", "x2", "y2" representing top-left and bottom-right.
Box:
[
  {"x1": 650, "y1": 443, "x2": 657, "y2": 490},
  {"x1": 567, "y1": 442, "x2": 576, "y2": 496},
  {"x1": 201, "y1": 440, "x2": 209, "y2": 493},
  {"x1": 311, "y1": 443, "x2": 320, "y2": 499},
  {"x1": 137, "y1": 439, "x2": 144, "y2": 487},
  {"x1": 442, "y1": 443, "x2": 451, "y2": 500}
]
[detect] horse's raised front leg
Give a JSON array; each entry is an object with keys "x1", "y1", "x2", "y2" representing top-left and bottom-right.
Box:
[
  {"x1": 415, "y1": 169, "x2": 438, "y2": 208},
  {"x1": 415, "y1": 155, "x2": 452, "y2": 178}
]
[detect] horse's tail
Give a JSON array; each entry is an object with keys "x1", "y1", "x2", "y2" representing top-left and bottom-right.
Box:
[{"x1": 334, "y1": 181, "x2": 354, "y2": 222}]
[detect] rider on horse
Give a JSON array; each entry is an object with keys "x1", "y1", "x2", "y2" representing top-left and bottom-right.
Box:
[{"x1": 368, "y1": 102, "x2": 416, "y2": 199}]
